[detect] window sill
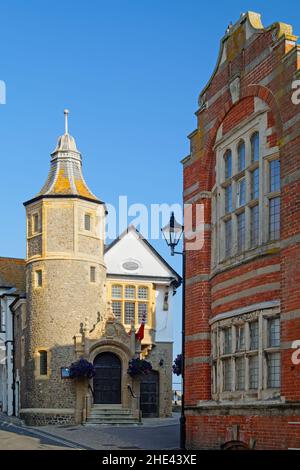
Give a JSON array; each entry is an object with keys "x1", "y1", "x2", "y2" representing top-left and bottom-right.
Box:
[
  {"x1": 211, "y1": 240, "x2": 280, "y2": 279},
  {"x1": 185, "y1": 397, "x2": 297, "y2": 412}
]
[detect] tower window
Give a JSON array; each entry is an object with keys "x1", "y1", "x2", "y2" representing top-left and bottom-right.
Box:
[
  {"x1": 39, "y1": 350, "x2": 48, "y2": 376},
  {"x1": 90, "y1": 266, "x2": 96, "y2": 282},
  {"x1": 36, "y1": 270, "x2": 43, "y2": 287},
  {"x1": 33, "y1": 213, "x2": 39, "y2": 233},
  {"x1": 84, "y1": 213, "x2": 91, "y2": 231}
]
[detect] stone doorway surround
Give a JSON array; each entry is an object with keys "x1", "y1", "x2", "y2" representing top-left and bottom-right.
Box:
[{"x1": 73, "y1": 309, "x2": 140, "y2": 423}]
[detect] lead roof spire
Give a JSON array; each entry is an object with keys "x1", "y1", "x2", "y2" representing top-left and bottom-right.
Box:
[{"x1": 27, "y1": 109, "x2": 100, "y2": 203}]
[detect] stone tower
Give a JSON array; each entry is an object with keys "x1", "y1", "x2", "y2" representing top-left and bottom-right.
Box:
[{"x1": 22, "y1": 111, "x2": 106, "y2": 425}]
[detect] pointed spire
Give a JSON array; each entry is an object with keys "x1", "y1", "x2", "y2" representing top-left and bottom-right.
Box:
[
  {"x1": 33, "y1": 110, "x2": 100, "y2": 202},
  {"x1": 51, "y1": 108, "x2": 79, "y2": 155}
]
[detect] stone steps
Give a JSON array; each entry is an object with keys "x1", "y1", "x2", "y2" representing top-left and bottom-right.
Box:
[{"x1": 85, "y1": 406, "x2": 141, "y2": 426}]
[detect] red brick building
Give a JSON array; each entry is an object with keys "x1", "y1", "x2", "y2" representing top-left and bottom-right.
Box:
[{"x1": 182, "y1": 12, "x2": 300, "y2": 449}]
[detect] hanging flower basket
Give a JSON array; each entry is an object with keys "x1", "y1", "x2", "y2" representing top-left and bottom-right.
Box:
[
  {"x1": 69, "y1": 358, "x2": 95, "y2": 379},
  {"x1": 127, "y1": 357, "x2": 152, "y2": 377},
  {"x1": 172, "y1": 354, "x2": 182, "y2": 376}
]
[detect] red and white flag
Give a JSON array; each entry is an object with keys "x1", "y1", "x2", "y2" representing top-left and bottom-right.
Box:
[{"x1": 135, "y1": 310, "x2": 146, "y2": 342}]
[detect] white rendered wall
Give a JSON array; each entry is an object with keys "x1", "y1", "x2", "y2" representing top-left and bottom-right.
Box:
[{"x1": 155, "y1": 285, "x2": 173, "y2": 343}]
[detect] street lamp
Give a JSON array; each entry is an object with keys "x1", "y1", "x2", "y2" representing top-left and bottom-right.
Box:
[
  {"x1": 161, "y1": 212, "x2": 184, "y2": 256},
  {"x1": 161, "y1": 212, "x2": 186, "y2": 450}
]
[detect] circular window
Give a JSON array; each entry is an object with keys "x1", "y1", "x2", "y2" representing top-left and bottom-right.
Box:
[{"x1": 122, "y1": 260, "x2": 140, "y2": 271}]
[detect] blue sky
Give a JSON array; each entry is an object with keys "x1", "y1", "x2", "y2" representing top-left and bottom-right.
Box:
[{"x1": 0, "y1": 1, "x2": 299, "y2": 366}]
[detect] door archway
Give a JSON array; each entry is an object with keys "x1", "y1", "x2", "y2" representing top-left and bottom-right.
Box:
[{"x1": 93, "y1": 352, "x2": 121, "y2": 404}]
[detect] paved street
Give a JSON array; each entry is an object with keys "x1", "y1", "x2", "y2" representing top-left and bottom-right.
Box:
[
  {"x1": 0, "y1": 421, "x2": 80, "y2": 450},
  {"x1": 0, "y1": 414, "x2": 180, "y2": 450}
]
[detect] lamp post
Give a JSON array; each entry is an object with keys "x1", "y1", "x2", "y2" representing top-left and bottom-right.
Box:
[{"x1": 161, "y1": 212, "x2": 185, "y2": 450}]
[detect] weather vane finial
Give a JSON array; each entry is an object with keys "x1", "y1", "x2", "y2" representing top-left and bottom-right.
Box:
[{"x1": 64, "y1": 109, "x2": 69, "y2": 134}]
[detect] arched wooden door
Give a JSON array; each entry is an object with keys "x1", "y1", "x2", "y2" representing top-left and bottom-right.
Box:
[
  {"x1": 140, "y1": 371, "x2": 159, "y2": 417},
  {"x1": 93, "y1": 352, "x2": 121, "y2": 404}
]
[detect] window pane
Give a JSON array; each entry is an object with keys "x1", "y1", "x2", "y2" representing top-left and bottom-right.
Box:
[
  {"x1": 237, "y1": 178, "x2": 246, "y2": 207},
  {"x1": 125, "y1": 286, "x2": 135, "y2": 299},
  {"x1": 225, "y1": 185, "x2": 232, "y2": 213},
  {"x1": 224, "y1": 328, "x2": 232, "y2": 354},
  {"x1": 251, "y1": 132, "x2": 259, "y2": 162},
  {"x1": 225, "y1": 219, "x2": 232, "y2": 258},
  {"x1": 268, "y1": 317, "x2": 280, "y2": 347},
  {"x1": 138, "y1": 287, "x2": 148, "y2": 300},
  {"x1": 235, "y1": 357, "x2": 245, "y2": 390},
  {"x1": 84, "y1": 214, "x2": 91, "y2": 231},
  {"x1": 238, "y1": 141, "x2": 246, "y2": 171},
  {"x1": 250, "y1": 205, "x2": 259, "y2": 248},
  {"x1": 250, "y1": 321, "x2": 259, "y2": 350},
  {"x1": 39, "y1": 351, "x2": 47, "y2": 376},
  {"x1": 125, "y1": 302, "x2": 135, "y2": 324},
  {"x1": 270, "y1": 160, "x2": 280, "y2": 192},
  {"x1": 112, "y1": 285, "x2": 122, "y2": 299},
  {"x1": 251, "y1": 168, "x2": 259, "y2": 200},
  {"x1": 138, "y1": 302, "x2": 148, "y2": 323},
  {"x1": 269, "y1": 197, "x2": 280, "y2": 240},
  {"x1": 236, "y1": 326, "x2": 245, "y2": 351},
  {"x1": 249, "y1": 355, "x2": 259, "y2": 389},
  {"x1": 112, "y1": 301, "x2": 122, "y2": 320},
  {"x1": 224, "y1": 150, "x2": 232, "y2": 179},
  {"x1": 237, "y1": 212, "x2": 245, "y2": 253},
  {"x1": 223, "y1": 359, "x2": 232, "y2": 391},
  {"x1": 267, "y1": 352, "x2": 280, "y2": 388}
]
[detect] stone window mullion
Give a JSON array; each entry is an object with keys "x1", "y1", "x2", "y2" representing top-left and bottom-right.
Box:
[{"x1": 245, "y1": 205, "x2": 251, "y2": 251}]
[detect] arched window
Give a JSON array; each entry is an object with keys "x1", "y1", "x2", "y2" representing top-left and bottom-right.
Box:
[
  {"x1": 237, "y1": 140, "x2": 246, "y2": 171},
  {"x1": 224, "y1": 150, "x2": 232, "y2": 179},
  {"x1": 251, "y1": 132, "x2": 259, "y2": 162},
  {"x1": 213, "y1": 111, "x2": 280, "y2": 270}
]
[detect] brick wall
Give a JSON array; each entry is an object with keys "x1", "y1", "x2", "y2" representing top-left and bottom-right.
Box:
[{"x1": 183, "y1": 12, "x2": 300, "y2": 449}]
